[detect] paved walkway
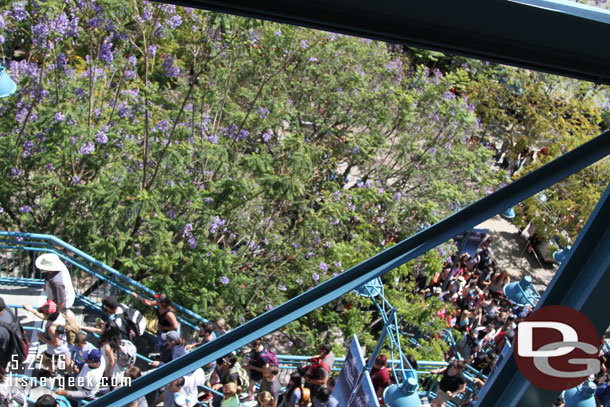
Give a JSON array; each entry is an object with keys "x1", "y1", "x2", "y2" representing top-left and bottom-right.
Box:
[{"x1": 475, "y1": 215, "x2": 557, "y2": 294}]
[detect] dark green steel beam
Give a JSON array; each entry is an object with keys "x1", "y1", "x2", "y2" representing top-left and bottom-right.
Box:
[{"x1": 156, "y1": 0, "x2": 610, "y2": 84}]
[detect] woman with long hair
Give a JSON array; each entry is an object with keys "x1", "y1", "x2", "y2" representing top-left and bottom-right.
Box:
[
  {"x1": 489, "y1": 270, "x2": 510, "y2": 297},
  {"x1": 99, "y1": 324, "x2": 124, "y2": 383},
  {"x1": 282, "y1": 373, "x2": 305, "y2": 407}
]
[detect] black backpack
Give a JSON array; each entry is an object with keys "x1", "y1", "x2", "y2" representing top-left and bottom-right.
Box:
[
  {"x1": 0, "y1": 308, "x2": 29, "y2": 364},
  {"x1": 116, "y1": 305, "x2": 147, "y2": 340}
]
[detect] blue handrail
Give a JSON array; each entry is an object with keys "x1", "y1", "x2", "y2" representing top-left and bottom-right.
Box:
[{"x1": 0, "y1": 232, "x2": 209, "y2": 330}]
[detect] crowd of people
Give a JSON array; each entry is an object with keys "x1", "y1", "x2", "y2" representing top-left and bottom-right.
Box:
[
  {"x1": 0, "y1": 252, "x2": 344, "y2": 407},
  {"x1": 1, "y1": 239, "x2": 606, "y2": 407},
  {"x1": 365, "y1": 237, "x2": 530, "y2": 407}
]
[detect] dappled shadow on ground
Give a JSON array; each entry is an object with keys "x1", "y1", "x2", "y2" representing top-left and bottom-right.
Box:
[{"x1": 476, "y1": 216, "x2": 557, "y2": 293}]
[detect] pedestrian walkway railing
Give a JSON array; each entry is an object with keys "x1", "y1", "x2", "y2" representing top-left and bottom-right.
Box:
[{"x1": 0, "y1": 232, "x2": 208, "y2": 340}]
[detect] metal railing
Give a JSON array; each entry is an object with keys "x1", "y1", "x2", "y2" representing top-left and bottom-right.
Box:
[{"x1": 0, "y1": 232, "x2": 208, "y2": 340}]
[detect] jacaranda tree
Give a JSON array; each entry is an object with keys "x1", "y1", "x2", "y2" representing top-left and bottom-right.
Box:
[{"x1": 0, "y1": 0, "x2": 511, "y2": 357}]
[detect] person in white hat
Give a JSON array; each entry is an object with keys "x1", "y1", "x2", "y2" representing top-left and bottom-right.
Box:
[
  {"x1": 35, "y1": 253, "x2": 76, "y2": 312},
  {"x1": 35, "y1": 253, "x2": 78, "y2": 344}
]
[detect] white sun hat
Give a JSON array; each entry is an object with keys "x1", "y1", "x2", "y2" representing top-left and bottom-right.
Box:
[{"x1": 35, "y1": 253, "x2": 68, "y2": 272}]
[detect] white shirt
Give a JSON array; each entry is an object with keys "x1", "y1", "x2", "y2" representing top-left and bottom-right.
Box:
[
  {"x1": 76, "y1": 357, "x2": 107, "y2": 397},
  {"x1": 183, "y1": 368, "x2": 206, "y2": 402}
]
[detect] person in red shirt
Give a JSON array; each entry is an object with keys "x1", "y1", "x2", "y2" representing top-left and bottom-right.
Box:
[{"x1": 370, "y1": 354, "x2": 391, "y2": 399}]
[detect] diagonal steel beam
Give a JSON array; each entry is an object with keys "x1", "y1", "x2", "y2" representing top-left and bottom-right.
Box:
[
  {"x1": 154, "y1": 0, "x2": 610, "y2": 84},
  {"x1": 87, "y1": 130, "x2": 610, "y2": 407}
]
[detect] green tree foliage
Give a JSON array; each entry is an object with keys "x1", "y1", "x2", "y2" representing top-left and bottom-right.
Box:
[
  {"x1": 469, "y1": 65, "x2": 609, "y2": 247},
  {"x1": 1, "y1": 0, "x2": 509, "y2": 356}
]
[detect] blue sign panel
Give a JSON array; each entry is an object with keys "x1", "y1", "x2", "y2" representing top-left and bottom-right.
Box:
[{"x1": 333, "y1": 334, "x2": 380, "y2": 407}]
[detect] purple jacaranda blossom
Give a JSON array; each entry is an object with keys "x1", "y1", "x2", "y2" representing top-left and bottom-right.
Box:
[
  {"x1": 167, "y1": 14, "x2": 182, "y2": 28},
  {"x1": 166, "y1": 180, "x2": 174, "y2": 187},
  {"x1": 208, "y1": 134, "x2": 218, "y2": 144},
  {"x1": 162, "y1": 54, "x2": 180, "y2": 78},
  {"x1": 292, "y1": 243, "x2": 300, "y2": 249},
  {"x1": 12, "y1": 2, "x2": 28, "y2": 21},
  {"x1": 74, "y1": 88, "x2": 85, "y2": 98},
  {"x1": 166, "y1": 209, "x2": 176, "y2": 219},
  {"x1": 72, "y1": 176, "x2": 80, "y2": 185},
  {"x1": 52, "y1": 13, "x2": 70, "y2": 37},
  {"x1": 182, "y1": 223, "x2": 197, "y2": 248},
  {"x1": 124, "y1": 70, "x2": 137, "y2": 80},
  {"x1": 312, "y1": 273, "x2": 320, "y2": 282},
  {"x1": 0, "y1": 207, "x2": 3, "y2": 213},
  {"x1": 306, "y1": 251, "x2": 315, "y2": 259},
  {"x1": 46, "y1": 164, "x2": 55, "y2": 171},
  {"x1": 54, "y1": 112, "x2": 65, "y2": 122},
  {"x1": 319, "y1": 262, "x2": 328, "y2": 272},
  {"x1": 80, "y1": 142, "x2": 95, "y2": 155},
  {"x1": 22, "y1": 140, "x2": 33, "y2": 158},
  {"x1": 308, "y1": 57, "x2": 318, "y2": 62},
  {"x1": 278, "y1": 283, "x2": 287, "y2": 291},
  {"x1": 187, "y1": 236, "x2": 197, "y2": 248},
  {"x1": 258, "y1": 107, "x2": 269, "y2": 119},
  {"x1": 19, "y1": 206, "x2": 31, "y2": 213},
  {"x1": 325, "y1": 241, "x2": 333, "y2": 248},
  {"x1": 220, "y1": 276, "x2": 230, "y2": 285},
  {"x1": 154, "y1": 119, "x2": 169, "y2": 133},
  {"x1": 274, "y1": 30, "x2": 282, "y2": 36},
  {"x1": 148, "y1": 45, "x2": 157, "y2": 57},
  {"x1": 393, "y1": 192, "x2": 402, "y2": 202},
  {"x1": 334, "y1": 261, "x2": 342, "y2": 268},
  {"x1": 208, "y1": 216, "x2": 226, "y2": 234},
  {"x1": 94, "y1": 126, "x2": 108, "y2": 144},
  {"x1": 262, "y1": 132, "x2": 272, "y2": 142},
  {"x1": 442, "y1": 90, "x2": 456, "y2": 100},
  {"x1": 352, "y1": 145, "x2": 361, "y2": 155},
  {"x1": 264, "y1": 304, "x2": 274, "y2": 311},
  {"x1": 55, "y1": 53, "x2": 67, "y2": 70},
  {"x1": 99, "y1": 37, "x2": 114, "y2": 65},
  {"x1": 87, "y1": 17, "x2": 103, "y2": 27},
  {"x1": 32, "y1": 22, "x2": 50, "y2": 44},
  {"x1": 204, "y1": 197, "x2": 213, "y2": 204},
  {"x1": 378, "y1": 188, "x2": 385, "y2": 194},
  {"x1": 239, "y1": 130, "x2": 249, "y2": 140},
  {"x1": 330, "y1": 218, "x2": 339, "y2": 226},
  {"x1": 142, "y1": 5, "x2": 153, "y2": 21},
  {"x1": 11, "y1": 167, "x2": 22, "y2": 178},
  {"x1": 300, "y1": 40, "x2": 308, "y2": 49},
  {"x1": 67, "y1": 13, "x2": 79, "y2": 37},
  {"x1": 296, "y1": 278, "x2": 303, "y2": 285}
]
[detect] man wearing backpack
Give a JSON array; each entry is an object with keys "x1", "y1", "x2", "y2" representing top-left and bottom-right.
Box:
[
  {"x1": 0, "y1": 297, "x2": 16, "y2": 370},
  {"x1": 80, "y1": 296, "x2": 126, "y2": 337},
  {"x1": 0, "y1": 296, "x2": 28, "y2": 371},
  {"x1": 80, "y1": 296, "x2": 145, "y2": 341}
]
